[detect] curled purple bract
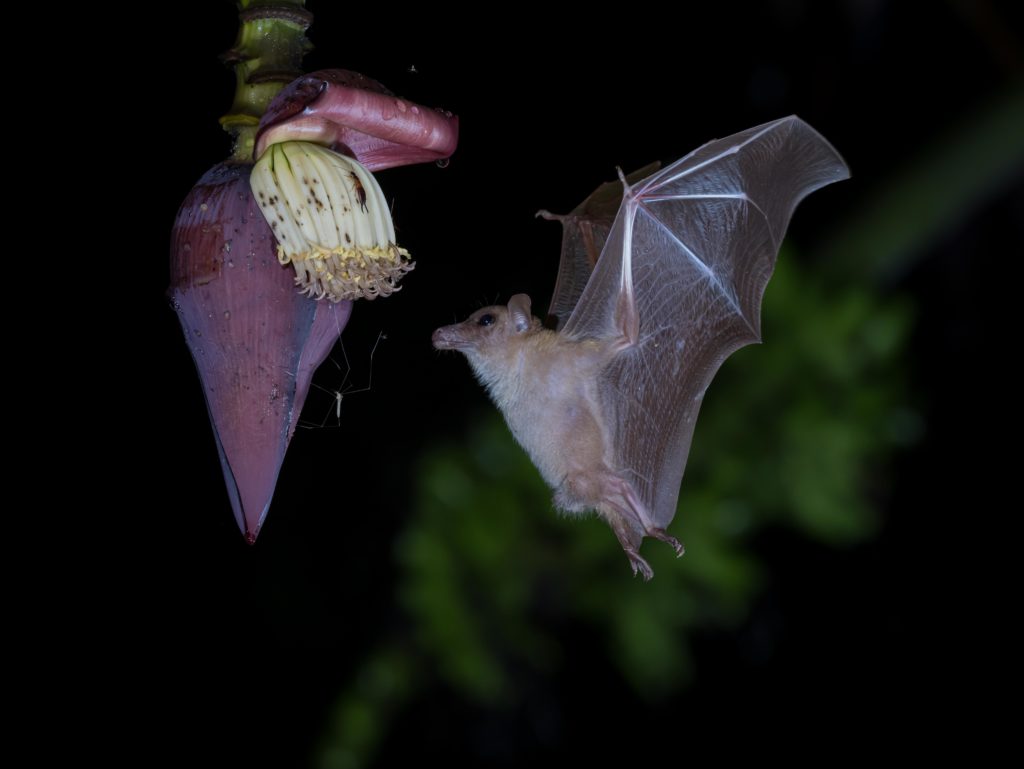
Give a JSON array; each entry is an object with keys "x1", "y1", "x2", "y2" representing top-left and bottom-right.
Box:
[
  {"x1": 170, "y1": 162, "x2": 352, "y2": 542},
  {"x1": 255, "y1": 69, "x2": 459, "y2": 170}
]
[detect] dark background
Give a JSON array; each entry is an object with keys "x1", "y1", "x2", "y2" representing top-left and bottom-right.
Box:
[{"x1": 129, "y1": 1, "x2": 1020, "y2": 765}]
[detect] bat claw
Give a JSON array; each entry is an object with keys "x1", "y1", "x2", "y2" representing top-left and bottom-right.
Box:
[
  {"x1": 626, "y1": 550, "x2": 654, "y2": 581},
  {"x1": 615, "y1": 166, "x2": 628, "y2": 188},
  {"x1": 648, "y1": 527, "x2": 685, "y2": 557}
]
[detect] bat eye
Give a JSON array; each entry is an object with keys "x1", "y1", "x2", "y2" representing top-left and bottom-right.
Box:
[{"x1": 478, "y1": 314, "x2": 495, "y2": 327}]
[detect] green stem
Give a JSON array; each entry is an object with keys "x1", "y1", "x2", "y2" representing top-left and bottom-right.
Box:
[{"x1": 220, "y1": 0, "x2": 313, "y2": 162}]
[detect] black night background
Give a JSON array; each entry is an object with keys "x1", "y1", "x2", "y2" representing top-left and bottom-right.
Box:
[{"x1": 105, "y1": 2, "x2": 1022, "y2": 765}]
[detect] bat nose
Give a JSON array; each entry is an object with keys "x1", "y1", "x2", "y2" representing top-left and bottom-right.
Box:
[{"x1": 431, "y1": 326, "x2": 450, "y2": 349}]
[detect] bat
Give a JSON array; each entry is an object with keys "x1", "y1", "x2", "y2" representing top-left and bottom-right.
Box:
[{"x1": 432, "y1": 116, "x2": 849, "y2": 579}]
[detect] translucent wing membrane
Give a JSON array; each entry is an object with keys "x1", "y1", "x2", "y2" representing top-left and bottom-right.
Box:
[{"x1": 562, "y1": 116, "x2": 849, "y2": 528}]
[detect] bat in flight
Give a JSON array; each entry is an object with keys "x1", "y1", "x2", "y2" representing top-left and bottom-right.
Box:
[{"x1": 433, "y1": 116, "x2": 849, "y2": 579}]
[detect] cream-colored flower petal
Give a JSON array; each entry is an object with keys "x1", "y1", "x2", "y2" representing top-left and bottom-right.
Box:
[{"x1": 250, "y1": 141, "x2": 413, "y2": 302}]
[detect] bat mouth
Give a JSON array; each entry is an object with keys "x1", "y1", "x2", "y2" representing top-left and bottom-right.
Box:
[{"x1": 431, "y1": 327, "x2": 468, "y2": 351}]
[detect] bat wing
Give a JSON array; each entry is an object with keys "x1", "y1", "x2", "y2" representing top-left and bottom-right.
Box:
[
  {"x1": 561, "y1": 116, "x2": 850, "y2": 530},
  {"x1": 540, "y1": 163, "x2": 660, "y2": 330}
]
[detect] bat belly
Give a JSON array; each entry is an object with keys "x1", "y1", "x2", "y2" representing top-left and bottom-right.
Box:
[{"x1": 507, "y1": 383, "x2": 610, "y2": 502}]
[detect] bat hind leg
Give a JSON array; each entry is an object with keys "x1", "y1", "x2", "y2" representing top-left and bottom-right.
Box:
[
  {"x1": 609, "y1": 517, "x2": 654, "y2": 581},
  {"x1": 606, "y1": 476, "x2": 686, "y2": 560},
  {"x1": 601, "y1": 477, "x2": 657, "y2": 580},
  {"x1": 647, "y1": 528, "x2": 685, "y2": 557},
  {"x1": 556, "y1": 472, "x2": 654, "y2": 580}
]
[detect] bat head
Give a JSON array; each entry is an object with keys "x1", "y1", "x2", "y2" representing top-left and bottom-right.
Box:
[{"x1": 432, "y1": 294, "x2": 536, "y2": 354}]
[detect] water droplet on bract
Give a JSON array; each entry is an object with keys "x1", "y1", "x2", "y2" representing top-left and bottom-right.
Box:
[
  {"x1": 435, "y1": 158, "x2": 450, "y2": 169},
  {"x1": 223, "y1": 310, "x2": 231, "y2": 320}
]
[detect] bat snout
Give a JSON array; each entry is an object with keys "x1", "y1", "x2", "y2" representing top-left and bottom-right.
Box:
[{"x1": 432, "y1": 325, "x2": 466, "y2": 351}]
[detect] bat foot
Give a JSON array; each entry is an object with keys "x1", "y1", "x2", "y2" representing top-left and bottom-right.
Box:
[
  {"x1": 605, "y1": 502, "x2": 654, "y2": 580},
  {"x1": 626, "y1": 550, "x2": 654, "y2": 581},
  {"x1": 648, "y1": 527, "x2": 685, "y2": 557}
]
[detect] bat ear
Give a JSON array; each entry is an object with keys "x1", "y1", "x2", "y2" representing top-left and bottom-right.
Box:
[{"x1": 507, "y1": 294, "x2": 532, "y2": 333}]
